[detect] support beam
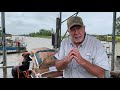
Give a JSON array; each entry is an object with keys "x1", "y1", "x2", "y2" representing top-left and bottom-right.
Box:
[
  {"x1": 1, "y1": 12, "x2": 7, "y2": 78},
  {"x1": 111, "y1": 12, "x2": 116, "y2": 71},
  {"x1": 59, "y1": 12, "x2": 62, "y2": 49}
]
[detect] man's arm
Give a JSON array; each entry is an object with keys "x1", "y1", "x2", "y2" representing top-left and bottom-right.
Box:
[
  {"x1": 55, "y1": 59, "x2": 69, "y2": 71},
  {"x1": 55, "y1": 51, "x2": 74, "y2": 71},
  {"x1": 76, "y1": 57, "x2": 105, "y2": 78}
]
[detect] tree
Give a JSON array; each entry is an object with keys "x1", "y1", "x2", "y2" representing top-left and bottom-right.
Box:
[
  {"x1": 116, "y1": 16, "x2": 120, "y2": 35},
  {"x1": 29, "y1": 29, "x2": 55, "y2": 37}
]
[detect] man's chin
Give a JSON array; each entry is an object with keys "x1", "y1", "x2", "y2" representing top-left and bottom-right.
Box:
[{"x1": 74, "y1": 40, "x2": 82, "y2": 44}]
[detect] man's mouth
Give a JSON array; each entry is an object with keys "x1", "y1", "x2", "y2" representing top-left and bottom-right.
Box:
[{"x1": 74, "y1": 36, "x2": 80, "y2": 39}]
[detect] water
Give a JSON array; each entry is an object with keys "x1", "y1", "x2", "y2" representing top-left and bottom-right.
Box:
[{"x1": 0, "y1": 36, "x2": 53, "y2": 78}]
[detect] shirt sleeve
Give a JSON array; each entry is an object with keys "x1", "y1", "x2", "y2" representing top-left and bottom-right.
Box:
[
  {"x1": 93, "y1": 40, "x2": 111, "y2": 71},
  {"x1": 54, "y1": 40, "x2": 65, "y2": 60}
]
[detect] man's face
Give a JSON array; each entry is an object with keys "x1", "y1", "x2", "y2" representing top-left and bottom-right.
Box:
[{"x1": 68, "y1": 25, "x2": 85, "y2": 45}]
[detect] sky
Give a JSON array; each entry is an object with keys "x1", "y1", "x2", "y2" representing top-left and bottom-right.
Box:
[{"x1": 0, "y1": 12, "x2": 120, "y2": 35}]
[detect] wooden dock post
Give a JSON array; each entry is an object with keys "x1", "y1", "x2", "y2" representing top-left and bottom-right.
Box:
[
  {"x1": 55, "y1": 17, "x2": 61, "y2": 49},
  {"x1": 1, "y1": 12, "x2": 7, "y2": 78},
  {"x1": 111, "y1": 12, "x2": 116, "y2": 71}
]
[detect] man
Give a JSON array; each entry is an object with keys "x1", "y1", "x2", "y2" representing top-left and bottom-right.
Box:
[{"x1": 54, "y1": 16, "x2": 110, "y2": 78}]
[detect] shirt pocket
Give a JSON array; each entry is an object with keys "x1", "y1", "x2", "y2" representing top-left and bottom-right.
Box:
[
  {"x1": 77, "y1": 53, "x2": 94, "y2": 72},
  {"x1": 77, "y1": 56, "x2": 92, "y2": 72},
  {"x1": 83, "y1": 52, "x2": 94, "y2": 64}
]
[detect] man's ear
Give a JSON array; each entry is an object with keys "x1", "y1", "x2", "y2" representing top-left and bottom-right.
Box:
[
  {"x1": 83, "y1": 26, "x2": 85, "y2": 32},
  {"x1": 83, "y1": 26, "x2": 85, "y2": 30}
]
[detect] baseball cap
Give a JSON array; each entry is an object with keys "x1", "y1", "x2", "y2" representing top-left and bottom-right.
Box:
[{"x1": 67, "y1": 16, "x2": 84, "y2": 29}]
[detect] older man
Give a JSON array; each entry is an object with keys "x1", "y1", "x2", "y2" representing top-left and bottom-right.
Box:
[{"x1": 54, "y1": 16, "x2": 110, "y2": 78}]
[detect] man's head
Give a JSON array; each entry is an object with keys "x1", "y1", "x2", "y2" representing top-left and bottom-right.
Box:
[{"x1": 67, "y1": 16, "x2": 86, "y2": 45}]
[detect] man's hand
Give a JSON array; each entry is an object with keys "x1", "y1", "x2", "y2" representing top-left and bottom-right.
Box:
[
  {"x1": 69, "y1": 48, "x2": 83, "y2": 64},
  {"x1": 63, "y1": 49, "x2": 74, "y2": 64},
  {"x1": 55, "y1": 49, "x2": 74, "y2": 71}
]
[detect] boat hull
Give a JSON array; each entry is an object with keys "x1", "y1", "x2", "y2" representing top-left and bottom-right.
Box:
[{"x1": 0, "y1": 46, "x2": 27, "y2": 54}]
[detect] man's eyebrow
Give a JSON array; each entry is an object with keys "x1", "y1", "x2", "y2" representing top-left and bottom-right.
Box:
[{"x1": 70, "y1": 25, "x2": 82, "y2": 29}]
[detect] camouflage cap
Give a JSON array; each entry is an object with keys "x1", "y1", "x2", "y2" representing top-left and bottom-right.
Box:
[{"x1": 67, "y1": 16, "x2": 84, "y2": 29}]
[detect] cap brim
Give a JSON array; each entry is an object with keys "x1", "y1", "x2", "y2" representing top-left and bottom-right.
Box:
[{"x1": 69, "y1": 23, "x2": 83, "y2": 29}]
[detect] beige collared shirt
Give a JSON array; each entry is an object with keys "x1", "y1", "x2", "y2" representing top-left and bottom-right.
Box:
[{"x1": 55, "y1": 34, "x2": 110, "y2": 78}]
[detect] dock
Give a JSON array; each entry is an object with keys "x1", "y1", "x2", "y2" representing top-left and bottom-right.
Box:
[
  {"x1": 102, "y1": 42, "x2": 120, "y2": 71},
  {"x1": 0, "y1": 46, "x2": 27, "y2": 55}
]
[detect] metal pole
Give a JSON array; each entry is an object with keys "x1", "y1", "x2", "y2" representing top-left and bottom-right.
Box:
[
  {"x1": 55, "y1": 17, "x2": 60, "y2": 49},
  {"x1": 59, "y1": 12, "x2": 62, "y2": 49},
  {"x1": 1, "y1": 12, "x2": 7, "y2": 78},
  {"x1": 111, "y1": 12, "x2": 116, "y2": 71},
  {"x1": 61, "y1": 12, "x2": 79, "y2": 24},
  {"x1": 76, "y1": 12, "x2": 79, "y2": 16}
]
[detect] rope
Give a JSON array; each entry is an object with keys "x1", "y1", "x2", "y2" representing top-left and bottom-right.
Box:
[
  {"x1": 23, "y1": 70, "x2": 30, "y2": 78},
  {"x1": 17, "y1": 66, "x2": 20, "y2": 78},
  {"x1": 17, "y1": 65, "x2": 31, "y2": 78}
]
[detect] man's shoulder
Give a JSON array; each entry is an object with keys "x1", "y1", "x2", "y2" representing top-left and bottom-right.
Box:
[
  {"x1": 87, "y1": 34, "x2": 103, "y2": 47},
  {"x1": 87, "y1": 34, "x2": 100, "y2": 42}
]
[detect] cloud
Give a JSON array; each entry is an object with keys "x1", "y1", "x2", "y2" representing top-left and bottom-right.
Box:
[
  {"x1": 76, "y1": 12, "x2": 113, "y2": 35},
  {"x1": 0, "y1": 12, "x2": 120, "y2": 35}
]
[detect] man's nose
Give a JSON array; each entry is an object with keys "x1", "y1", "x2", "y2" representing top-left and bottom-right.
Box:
[{"x1": 74, "y1": 29, "x2": 79, "y2": 34}]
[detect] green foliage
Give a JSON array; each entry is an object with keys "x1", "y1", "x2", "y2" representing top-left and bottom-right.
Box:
[
  {"x1": 96, "y1": 35, "x2": 107, "y2": 41},
  {"x1": 107, "y1": 36, "x2": 112, "y2": 42},
  {"x1": 96, "y1": 35, "x2": 120, "y2": 42},
  {"x1": 116, "y1": 36, "x2": 120, "y2": 42},
  {"x1": 29, "y1": 29, "x2": 55, "y2": 38}
]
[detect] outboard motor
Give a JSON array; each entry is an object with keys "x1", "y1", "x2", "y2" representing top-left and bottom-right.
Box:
[{"x1": 11, "y1": 52, "x2": 32, "y2": 78}]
